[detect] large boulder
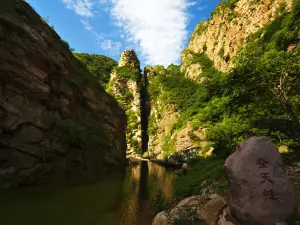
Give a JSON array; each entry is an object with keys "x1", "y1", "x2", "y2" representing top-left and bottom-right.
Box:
[
  {"x1": 152, "y1": 195, "x2": 202, "y2": 225},
  {"x1": 152, "y1": 211, "x2": 169, "y2": 225},
  {"x1": 225, "y1": 136, "x2": 295, "y2": 225},
  {"x1": 152, "y1": 195, "x2": 232, "y2": 225},
  {"x1": 195, "y1": 195, "x2": 226, "y2": 225}
]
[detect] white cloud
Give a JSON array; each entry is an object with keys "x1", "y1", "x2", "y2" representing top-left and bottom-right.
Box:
[
  {"x1": 81, "y1": 19, "x2": 93, "y2": 31},
  {"x1": 62, "y1": 0, "x2": 95, "y2": 17},
  {"x1": 106, "y1": 0, "x2": 196, "y2": 66},
  {"x1": 62, "y1": 0, "x2": 197, "y2": 66},
  {"x1": 100, "y1": 39, "x2": 122, "y2": 56}
]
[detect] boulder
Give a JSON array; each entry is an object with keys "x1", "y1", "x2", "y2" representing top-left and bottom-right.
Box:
[
  {"x1": 217, "y1": 207, "x2": 240, "y2": 225},
  {"x1": 182, "y1": 163, "x2": 190, "y2": 170},
  {"x1": 177, "y1": 196, "x2": 200, "y2": 208},
  {"x1": 152, "y1": 195, "x2": 202, "y2": 225},
  {"x1": 152, "y1": 211, "x2": 169, "y2": 225},
  {"x1": 195, "y1": 194, "x2": 226, "y2": 225},
  {"x1": 225, "y1": 136, "x2": 295, "y2": 225}
]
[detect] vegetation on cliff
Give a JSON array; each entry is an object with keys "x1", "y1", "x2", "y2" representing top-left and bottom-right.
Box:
[
  {"x1": 74, "y1": 53, "x2": 117, "y2": 87},
  {"x1": 107, "y1": 50, "x2": 143, "y2": 154},
  {"x1": 146, "y1": 0, "x2": 300, "y2": 198}
]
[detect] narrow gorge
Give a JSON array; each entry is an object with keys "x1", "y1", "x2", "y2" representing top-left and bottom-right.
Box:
[
  {"x1": 0, "y1": 0, "x2": 300, "y2": 224},
  {"x1": 106, "y1": 0, "x2": 298, "y2": 164}
]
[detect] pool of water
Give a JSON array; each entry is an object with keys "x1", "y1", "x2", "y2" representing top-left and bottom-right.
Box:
[{"x1": 0, "y1": 161, "x2": 176, "y2": 225}]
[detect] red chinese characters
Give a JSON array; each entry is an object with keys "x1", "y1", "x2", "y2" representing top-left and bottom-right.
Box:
[
  {"x1": 256, "y1": 158, "x2": 278, "y2": 200},
  {"x1": 260, "y1": 172, "x2": 274, "y2": 184},
  {"x1": 263, "y1": 189, "x2": 278, "y2": 200},
  {"x1": 256, "y1": 158, "x2": 269, "y2": 168}
]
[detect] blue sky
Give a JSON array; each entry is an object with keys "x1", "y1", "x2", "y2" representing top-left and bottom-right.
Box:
[{"x1": 27, "y1": 0, "x2": 221, "y2": 67}]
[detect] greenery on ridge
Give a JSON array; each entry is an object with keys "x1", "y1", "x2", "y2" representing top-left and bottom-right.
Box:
[
  {"x1": 147, "y1": 0, "x2": 300, "y2": 198},
  {"x1": 74, "y1": 53, "x2": 117, "y2": 87},
  {"x1": 113, "y1": 65, "x2": 141, "y2": 81}
]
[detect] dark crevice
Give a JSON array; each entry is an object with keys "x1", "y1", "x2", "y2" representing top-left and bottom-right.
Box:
[{"x1": 140, "y1": 70, "x2": 150, "y2": 154}]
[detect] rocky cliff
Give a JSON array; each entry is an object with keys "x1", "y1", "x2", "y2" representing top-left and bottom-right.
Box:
[
  {"x1": 181, "y1": 0, "x2": 292, "y2": 80},
  {"x1": 145, "y1": 66, "x2": 213, "y2": 161},
  {"x1": 145, "y1": 0, "x2": 299, "y2": 162},
  {"x1": 145, "y1": 66, "x2": 178, "y2": 160},
  {"x1": 0, "y1": 0, "x2": 127, "y2": 188},
  {"x1": 107, "y1": 50, "x2": 142, "y2": 155}
]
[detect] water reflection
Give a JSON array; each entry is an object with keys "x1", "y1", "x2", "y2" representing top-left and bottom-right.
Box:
[
  {"x1": 120, "y1": 161, "x2": 175, "y2": 225},
  {"x1": 0, "y1": 161, "x2": 175, "y2": 225}
]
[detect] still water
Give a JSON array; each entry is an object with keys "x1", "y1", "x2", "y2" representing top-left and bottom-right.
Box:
[{"x1": 0, "y1": 161, "x2": 175, "y2": 225}]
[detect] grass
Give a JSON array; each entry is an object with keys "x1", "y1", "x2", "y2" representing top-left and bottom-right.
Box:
[{"x1": 174, "y1": 157, "x2": 227, "y2": 199}]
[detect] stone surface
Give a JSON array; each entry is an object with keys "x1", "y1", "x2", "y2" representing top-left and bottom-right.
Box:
[
  {"x1": 152, "y1": 194, "x2": 231, "y2": 225},
  {"x1": 152, "y1": 211, "x2": 169, "y2": 225},
  {"x1": 225, "y1": 136, "x2": 295, "y2": 225},
  {"x1": 182, "y1": 163, "x2": 190, "y2": 170},
  {"x1": 152, "y1": 195, "x2": 204, "y2": 225},
  {"x1": 146, "y1": 66, "x2": 211, "y2": 161},
  {"x1": 218, "y1": 207, "x2": 240, "y2": 225},
  {"x1": 181, "y1": 0, "x2": 292, "y2": 79},
  {"x1": 177, "y1": 196, "x2": 200, "y2": 208},
  {"x1": 195, "y1": 195, "x2": 226, "y2": 225},
  {"x1": 108, "y1": 50, "x2": 142, "y2": 154},
  {"x1": 0, "y1": 0, "x2": 126, "y2": 188}
]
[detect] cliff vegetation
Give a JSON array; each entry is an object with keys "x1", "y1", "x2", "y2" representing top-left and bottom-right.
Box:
[{"x1": 146, "y1": 0, "x2": 300, "y2": 198}]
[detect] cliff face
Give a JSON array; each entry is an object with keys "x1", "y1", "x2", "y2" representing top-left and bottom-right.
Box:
[
  {"x1": 181, "y1": 0, "x2": 292, "y2": 79},
  {"x1": 146, "y1": 0, "x2": 299, "y2": 161},
  {"x1": 145, "y1": 66, "x2": 212, "y2": 161},
  {"x1": 107, "y1": 50, "x2": 142, "y2": 154},
  {"x1": 145, "y1": 67, "x2": 177, "y2": 159},
  {"x1": 0, "y1": 0, "x2": 127, "y2": 188}
]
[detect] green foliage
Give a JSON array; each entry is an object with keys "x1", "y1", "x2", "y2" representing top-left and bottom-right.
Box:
[
  {"x1": 218, "y1": 46, "x2": 225, "y2": 58},
  {"x1": 40, "y1": 16, "x2": 49, "y2": 24},
  {"x1": 74, "y1": 53, "x2": 117, "y2": 86},
  {"x1": 203, "y1": 43, "x2": 207, "y2": 52},
  {"x1": 62, "y1": 40, "x2": 75, "y2": 52},
  {"x1": 277, "y1": 2, "x2": 287, "y2": 16},
  {"x1": 174, "y1": 157, "x2": 227, "y2": 198},
  {"x1": 149, "y1": 0, "x2": 300, "y2": 159},
  {"x1": 210, "y1": 0, "x2": 240, "y2": 19},
  {"x1": 193, "y1": 23, "x2": 208, "y2": 36},
  {"x1": 181, "y1": 49, "x2": 215, "y2": 75},
  {"x1": 162, "y1": 134, "x2": 176, "y2": 159},
  {"x1": 226, "y1": 0, "x2": 239, "y2": 9},
  {"x1": 125, "y1": 109, "x2": 140, "y2": 153},
  {"x1": 114, "y1": 65, "x2": 141, "y2": 81}
]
